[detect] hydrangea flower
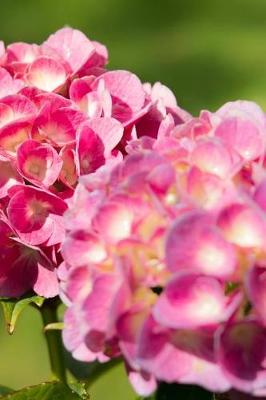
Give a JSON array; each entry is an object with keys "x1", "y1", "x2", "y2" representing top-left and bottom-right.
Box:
[
  {"x1": 0, "y1": 27, "x2": 186, "y2": 298},
  {"x1": 62, "y1": 100, "x2": 266, "y2": 397}
]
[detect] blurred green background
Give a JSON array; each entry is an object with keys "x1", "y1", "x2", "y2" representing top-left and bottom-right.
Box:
[{"x1": 1, "y1": 0, "x2": 266, "y2": 397}]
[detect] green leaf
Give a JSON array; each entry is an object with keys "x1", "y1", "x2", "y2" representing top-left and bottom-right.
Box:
[
  {"x1": 0, "y1": 381, "x2": 88, "y2": 400},
  {"x1": 69, "y1": 383, "x2": 90, "y2": 399},
  {"x1": 44, "y1": 322, "x2": 64, "y2": 331},
  {"x1": 155, "y1": 383, "x2": 213, "y2": 400},
  {"x1": 0, "y1": 387, "x2": 13, "y2": 396},
  {"x1": 0, "y1": 294, "x2": 44, "y2": 334}
]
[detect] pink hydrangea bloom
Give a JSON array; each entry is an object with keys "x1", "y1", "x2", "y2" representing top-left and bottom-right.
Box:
[
  {"x1": 0, "y1": 27, "x2": 181, "y2": 298},
  {"x1": 62, "y1": 99, "x2": 266, "y2": 397}
]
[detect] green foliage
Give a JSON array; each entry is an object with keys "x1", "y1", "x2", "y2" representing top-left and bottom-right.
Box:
[
  {"x1": 0, "y1": 382, "x2": 88, "y2": 400},
  {"x1": 44, "y1": 322, "x2": 64, "y2": 331},
  {"x1": 0, "y1": 387, "x2": 13, "y2": 396},
  {"x1": 0, "y1": 294, "x2": 44, "y2": 334},
  {"x1": 69, "y1": 383, "x2": 90, "y2": 400}
]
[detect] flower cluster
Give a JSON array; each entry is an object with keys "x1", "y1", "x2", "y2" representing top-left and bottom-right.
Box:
[
  {"x1": 0, "y1": 27, "x2": 190, "y2": 297},
  {"x1": 62, "y1": 100, "x2": 266, "y2": 397}
]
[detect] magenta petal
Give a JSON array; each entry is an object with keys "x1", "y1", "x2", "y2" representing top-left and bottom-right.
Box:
[
  {"x1": 7, "y1": 185, "x2": 67, "y2": 245},
  {"x1": 33, "y1": 105, "x2": 86, "y2": 147},
  {"x1": 0, "y1": 219, "x2": 57, "y2": 297},
  {"x1": 246, "y1": 265, "x2": 266, "y2": 325},
  {"x1": 217, "y1": 321, "x2": 266, "y2": 393},
  {"x1": 0, "y1": 119, "x2": 32, "y2": 154},
  {"x1": 76, "y1": 123, "x2": 105, "y2": 175}
]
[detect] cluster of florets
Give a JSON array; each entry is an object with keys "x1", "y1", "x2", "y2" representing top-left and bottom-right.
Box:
[
  {"x1": 0, "y1": 27, "x2": 188, "y2": 297},
  {"x1": 61, "y1": 100, "x2": 266, "y2": 397}
]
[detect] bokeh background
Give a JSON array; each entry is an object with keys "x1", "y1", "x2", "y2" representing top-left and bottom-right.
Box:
[{"x1": 1, "y1": 0, "x2": 266, "y2": 398}]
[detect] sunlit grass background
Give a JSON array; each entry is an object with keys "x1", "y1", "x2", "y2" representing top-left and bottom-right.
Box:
[{"x1": 1, "y1": 0, "x2": 266, "y2": 398}]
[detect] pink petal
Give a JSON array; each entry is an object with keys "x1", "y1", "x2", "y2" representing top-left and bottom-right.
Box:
[
  {"x1": 191, "y1": 139, "x2": 234, "y2": 178},
  {"x1": 69, "y1": 77, "x2": 93, "y2": 103},
  {"x1": 0, "y1": 94, "x2": 36, "y2": 119},
  {"x1": 87, "y1": 117, "x2": 124, "y2": 155},
  {"x1": 6, "y1": 42, "x2": 39, "y2": 64},
  {"x1": 61, "y1": 266, "x2": 93, "y2": 304},
  {"x1": 217, "y1": 321, "x2": 266, "y2": 393},
  {"x1": 215, "y1": 118, "x2": 264, "y2": 161},
  {"x1": 33, "y1": 258, "x2": 59, "y2": 297},
  {"x1": 83, "y1": 272, "x2": 123, "y2": 336},
  {"x1": 246, "y1": 265, "x2": 266, "y2": 325},
  {"x1": 128, "y1": 368, "x2": 157, "y2": 397},
  {"x1": 76, "y1": 123, "x2": 105, "y2": 175},
  {"x1": 92, "y1": 200, "x2": 134, "y2": 244},
  {"x1": 63, "y1": 307, "x2": 104, "y2": 362},
  {"x1": 62, "y1": 230, "x2": 107, "y2": 268},
  {"x1": 218, "y1": 203, "x2": 266, "y2": 248},
  {"x1": 166, "y1": 211, "x2": 237, "y2": 279},
  {"x1": 27, "y1": 56, "x2": 67, "y2": 92},
  {"x1": 149, "y1": 82, "x2": 177, "y2": 109},
  {"x1": 0, "y1": 159, "x2": 23, "y2": 198},
  {"x1": 44, "y1": 27, "x2": 95, "y2": 74},
  {"x1": 0, "y1": 120, "x2": 32, "y2": 154},
  {"x1": 17, "y1": 139, "x2": 63, "y2": 187},
  {"x1": 93, "y1": 71, "x2": 145, "y2": 121},
  {"x1": 33, "y1": 106, "x2": 86, "y2": 146},
  {"x1": 7, "y1": 185, "x2": 67, "y2": 245},
  {"x1": 0, "y1": 67, "x2": 24, "y2": 99},
  {"x1": 137, "y1": 316, "x2": 192, "y2": 382},
  {"x1": 0, "y1": 103, "x2": 14, "y2": 128},
  {"x1": 153, "y1": 273, "x2": 241, "y2": 329},
  {"x1": 59, "y1": 145, "x2": 78, "y2": 187}
]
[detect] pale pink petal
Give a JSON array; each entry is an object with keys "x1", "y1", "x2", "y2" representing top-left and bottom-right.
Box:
[
  {"x1": 87, "y1": 117, "x2": 124, "y2": 155},
  {"x1": 27, "y1": 56, "x2": 67, "y2": 92},
  {"x1": 128, "y1": 368, "x2": 157, "y2": 397},
  {"x1": 153, "y1": 273, "x2": 241, "y2": 329},
  {"x1": 62, "y1": 230, "x2": 107, "y2": 267},
  {"x1": 0, "y1": 67, "x2": 24, "y2": 99},
  {"x1": 218, "y1": 203, "x2": 266, "y2": 248},
  {"x1": 166, "y1": 211, "x2": 237, "y2": 279},
  {"x1": 92, "y1": 200, "x2": 134, "y2": 244},
  {"x1": 191, "y1": 139, "x2": 234, "y2": 178},
  {"x1": 33, "y1": 260, "x2": 59, "y2": 297},
  {"x1": 93, "y1": 71, "x2": 146, "y2": 121},
  {"x1": 44, "y1": 27, "x2": 95, "y2": 74}
]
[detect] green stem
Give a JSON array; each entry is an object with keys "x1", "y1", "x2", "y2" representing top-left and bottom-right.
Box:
[{"x1": 41, "y1": 298, "x2": 67, "y2": 383}]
